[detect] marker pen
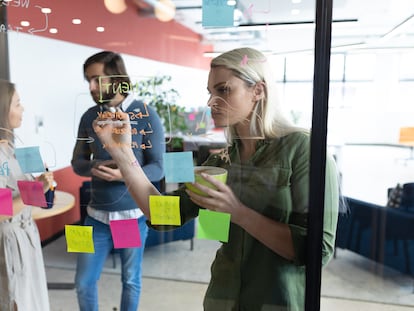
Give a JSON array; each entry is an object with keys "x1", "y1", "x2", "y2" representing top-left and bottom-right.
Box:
[{"x1": 45, "y1": 167, "x2": 55, "y2": 191}]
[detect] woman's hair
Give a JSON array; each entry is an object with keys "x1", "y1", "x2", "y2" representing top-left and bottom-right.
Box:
[
  {"x1": 83, "y1": 50, "x2": 131, "y2": 95},
  {"x1": 211, "y1": 47, "x2": 305, "y2": 141},
  {"x1": 0, "y1": 79, "x2": 16, "y2": 143}
]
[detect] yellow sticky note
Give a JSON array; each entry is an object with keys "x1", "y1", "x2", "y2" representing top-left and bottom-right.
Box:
[
  {"x1": 65, "y1": 225, "x2": 95, "y2": 253},
  {"x1": 149, "y1": 195, "x2": 181, "y2": 226}
]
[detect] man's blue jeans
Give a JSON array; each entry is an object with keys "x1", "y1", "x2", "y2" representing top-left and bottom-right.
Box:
[{"x1": 75, "y1": 215, "x2": 148, "y2": 311}]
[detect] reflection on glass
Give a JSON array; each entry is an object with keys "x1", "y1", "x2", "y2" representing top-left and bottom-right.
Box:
[{"x1": 4, "y1": 2, "x2": 414, "y2": 309}]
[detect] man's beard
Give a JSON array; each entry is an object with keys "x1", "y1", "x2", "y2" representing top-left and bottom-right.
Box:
[{"x1": 91, "y1": 88, "x2": 117, "y2": 105}]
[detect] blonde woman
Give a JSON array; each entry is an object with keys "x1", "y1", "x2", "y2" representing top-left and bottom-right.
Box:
[
  {"x1": 93, "y1": 48, "x2": 339, "y2": 311},
  {"x1": 0, "y1": 80, "x2": 54, "y2": 311}
]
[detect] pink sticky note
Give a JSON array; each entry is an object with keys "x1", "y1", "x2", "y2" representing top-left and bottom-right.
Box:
[
  {"x1": 188, "y1": 113, "x2": 196, "y2": 121},
  {"x1": 17, "y1": 180, "x2": 47, "y2": 208},
  {"x1": 109, "y1": 219, "x2": 142, "y2": 249},
  {"x1": 0, "y1": 188, "x2": 13, "y2": 216}
]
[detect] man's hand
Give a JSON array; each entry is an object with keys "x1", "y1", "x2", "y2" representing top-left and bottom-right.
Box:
[{"x1": 91, "y1": 164, "x2": 123, "y2": 182}]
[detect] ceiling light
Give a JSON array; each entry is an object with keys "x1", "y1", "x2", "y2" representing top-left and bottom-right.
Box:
[
  {"x1": 96, "y1": 26, "x2": 105, "y2": 32},
  {"x1": 72, "y1": 19, "x2": 82, "y2": 25},
  {"x1": 227, "y1": 0, "x2": 236, "y2": 5},
  {"x1": 291, "y1": 9, "x2": 300, "y2": 15},
  {"x1": 104, "y1": 0, "x2": 128, "y2": 14},
  {"x1": 49, "y1": 28, "x2": 58, "y2": 34},
  {"x1": 152, "y1": 0, "x2": 176, "y2": 22},
  {"x1": 41, "y1": 8, "x2": 52, "y2": 14},
  {"x1": 20, "y1": 21, "x2": 30, "y2": 27},
  {"x1": 292, "y1": 0, "x2": 302, "y2": 3}
]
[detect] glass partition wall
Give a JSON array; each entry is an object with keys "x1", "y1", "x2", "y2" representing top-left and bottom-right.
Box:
[{"x1": 2, "y1": 1, "x2": 413, "y2": 310}]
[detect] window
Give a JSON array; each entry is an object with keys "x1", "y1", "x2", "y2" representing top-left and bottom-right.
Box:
[
  {"x1": 330, "y1": 53, "x2": 345, "y2": 82},
  {"x1": 285, "y1": 54, "x2": 314, "y2": 81},
  {"x1": 398, "y1": 52, "x2": 414, "y2": 80},
  {"x1": 344, "y1": 53, "x2": 376, "y2": 81}
]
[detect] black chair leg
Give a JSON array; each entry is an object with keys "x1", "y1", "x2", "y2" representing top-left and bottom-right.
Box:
[
  {"x1": 393, "y1": 239, "x2": 399, "y2": 256},
  {"x1": 403, "y1": 240, "x2": 411, "y2": 275}
]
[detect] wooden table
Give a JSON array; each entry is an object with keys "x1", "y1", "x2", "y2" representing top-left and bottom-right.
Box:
[
  {"x1": 32, "y1": 191, "x2": 76, "y2": 290},
  {"x1": 32, "y1": 190, "x2": 75, "y2": 220}
]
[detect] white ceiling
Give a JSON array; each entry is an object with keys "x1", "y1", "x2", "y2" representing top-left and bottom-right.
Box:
[{"x1": 172, "y1": 0, "x2": 414, "y2": 55}]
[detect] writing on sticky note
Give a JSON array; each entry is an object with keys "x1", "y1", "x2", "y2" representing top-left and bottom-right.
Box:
[
  {"x1": 149, "y1": 195, "x2": 181, "y2": 225},
  {"x1": 163, "y1": 152, "x2": 194, "y2": 183},
  {"x1": 197, "y1": 209, "x2": 230, "y2": 242},
  {"x1": 0, "y1": 188, "x2": 13, "y2": 216},
  {"x1": 15, "y1": 146, "x2": 45, "y2": 173},
  {"x1": 65, "y1": 225, "x2": 95, "y2": 253},
  {"x1": 110, "y1": 219, "x2": 142, "y2": 249},
  {"x1": 17, "y1": 180, "x2": 47, "y2": 207},
  {"x1": 202, "y1": 0, "x2": 234, "y2": 27}
]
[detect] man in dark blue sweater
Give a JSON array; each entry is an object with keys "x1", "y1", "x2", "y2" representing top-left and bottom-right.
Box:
[{"x1": 71, "y1": 51, "x2": 165, "y2": 311}]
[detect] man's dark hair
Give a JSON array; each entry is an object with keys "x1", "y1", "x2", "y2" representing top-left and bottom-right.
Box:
[{"x1": 83, "y1": 51, "x2": 131, "y2": 94}]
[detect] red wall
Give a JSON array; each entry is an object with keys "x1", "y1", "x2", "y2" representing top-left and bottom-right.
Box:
[
  {"x1": 7, "y1": 0, "x2": 213, "y2": 70},
  {"x1": 36, "y1": 166, "x2": 89, "y2": 242}
]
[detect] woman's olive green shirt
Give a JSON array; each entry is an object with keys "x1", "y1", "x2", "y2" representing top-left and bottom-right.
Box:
[{"x1": 169, "y1": 131, "x2": 339, "y2": 311}]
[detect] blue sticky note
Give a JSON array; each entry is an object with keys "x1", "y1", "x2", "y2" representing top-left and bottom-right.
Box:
[
  {"x1": 202, "y1": 0, "x2": 234, "y2": 27},
  {"x1": 163, "y1": 152, "x2": 194, "y2": 183},
  {"x1": 15, "y1": 146, "x2": 45, "y2": 173}
]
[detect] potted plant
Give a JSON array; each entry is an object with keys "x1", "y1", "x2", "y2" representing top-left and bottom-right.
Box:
[{"x1": 135, "y1": 75, "x2": 188, "y2": 151}]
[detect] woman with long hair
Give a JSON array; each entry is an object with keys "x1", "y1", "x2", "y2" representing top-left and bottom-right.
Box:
[
  {"x1": 0, "y1": 79, "x2": 54, "y2": 310},
  {"x1": 92, "y1": 48, "x2": 339, "y2": 310}
]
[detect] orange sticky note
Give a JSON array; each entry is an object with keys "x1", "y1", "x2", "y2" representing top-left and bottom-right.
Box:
[
  {"x1": 149, "y1": 195, "x2": 181, "y2": 226},
  {"x1": 110, "y1": 219, "x2": 142, "y2": 249},
  {"x1": 65, "y1": 225, "x2": 95, "y2": 253}
]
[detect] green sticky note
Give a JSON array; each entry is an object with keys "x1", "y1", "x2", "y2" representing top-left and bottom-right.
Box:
[
  {"x1": 65, "y1": 225, "x2": 95, "y2": 253},
  {"x1": 197, "y1": 209, "x2": 230, "y2": 242},
  {"x1": 149, "y1": 195, "x2": 181, "y2": 226}
]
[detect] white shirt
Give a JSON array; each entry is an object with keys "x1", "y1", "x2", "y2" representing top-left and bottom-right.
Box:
[{"x1": 87, "y1": 205, "x2": 144, "y2": 224}]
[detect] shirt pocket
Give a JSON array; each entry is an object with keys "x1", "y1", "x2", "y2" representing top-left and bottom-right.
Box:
[{"x1": 234, "y1": 165, "x2": 292, "y2": 220}]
